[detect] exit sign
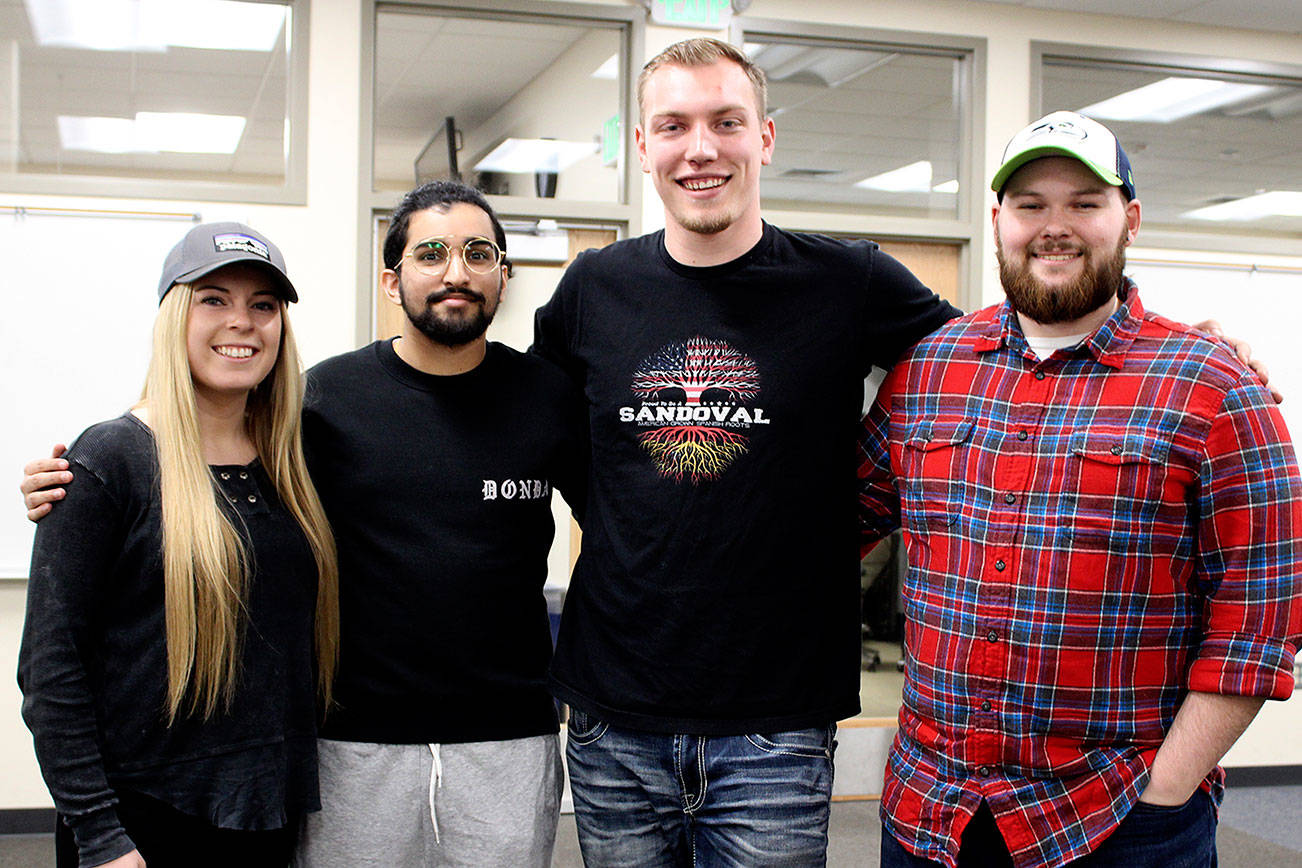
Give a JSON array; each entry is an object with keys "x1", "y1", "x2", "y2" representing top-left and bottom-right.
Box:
[{"x1": 650, "y1": 0, "x2": 732, "y2": 30}]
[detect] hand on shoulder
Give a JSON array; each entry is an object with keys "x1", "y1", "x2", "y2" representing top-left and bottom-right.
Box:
[{"x1": 20, "y1": 444, "x2": 69, "y2": 522}]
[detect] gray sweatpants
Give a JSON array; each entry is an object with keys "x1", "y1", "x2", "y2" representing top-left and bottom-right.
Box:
[{"x1": 295, "y1": 734, "x2": 562, "y2": 867}]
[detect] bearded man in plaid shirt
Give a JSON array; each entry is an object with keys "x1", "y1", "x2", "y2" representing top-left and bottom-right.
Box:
[{"x1": 859, "y1": 111, "x2": 1302, "y2": 868}]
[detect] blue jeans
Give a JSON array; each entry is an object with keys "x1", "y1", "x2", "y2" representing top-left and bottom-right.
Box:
[
  {"x1": 880, "y1": 790, "x2": 1217, "y2": 868},
  {"x1": 565, "y1": 710, "x2": 836, "y2": 867}
]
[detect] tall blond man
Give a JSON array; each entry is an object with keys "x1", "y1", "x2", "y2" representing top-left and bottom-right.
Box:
[{"x1": 532, "y1": 38, "x2": 959, "y2": 866}]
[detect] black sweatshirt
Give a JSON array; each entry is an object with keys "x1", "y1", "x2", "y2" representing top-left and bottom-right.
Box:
[
  {"x1": 533, "y1": 224, "x2": 961, "y2": 734},
  {"x1": 19, "y1": 414, "x2": 320, "y2": 867},
  {"x1": 304, "y1": 339, "x2": 586, "y2": 744}
]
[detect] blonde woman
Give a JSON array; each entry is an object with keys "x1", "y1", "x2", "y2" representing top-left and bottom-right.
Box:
[{"x1": 18, "y1": 223, "x2": 338, "y2": 868}]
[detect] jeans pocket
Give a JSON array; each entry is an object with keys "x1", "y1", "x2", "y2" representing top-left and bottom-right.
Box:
[
  {"x1": 1131, "y1": 795, "x2": 1194, "y2": 815},
  {"x1": 566, "y1": 708, "x2": 609, "y2": 745},
  {"x1": 744, "y1": 726, "x2": 834, "y2": 759},
  {"x1": 1091, "y1": 791, "x2": 1216, "y2": 866}
]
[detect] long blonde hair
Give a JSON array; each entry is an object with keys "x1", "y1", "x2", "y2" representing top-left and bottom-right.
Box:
[{"x1": 144, "y1": 281, "x2": 339, "y2": 721}]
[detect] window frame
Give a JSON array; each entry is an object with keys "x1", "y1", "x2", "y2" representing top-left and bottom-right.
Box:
[
  {"x1": 358, "y1": 0, "x2": 644, "y2": 344},
  {"x1": 734, "y1": 16, "x2": 986, "y2": 311},
  {"x1": 0, "y1": 0, "x2": 310, "y2": 205}
]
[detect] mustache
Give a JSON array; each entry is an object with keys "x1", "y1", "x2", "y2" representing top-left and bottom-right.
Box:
[
  {"x1": 1029, "y1": 243, "x2": 1084, "y2": 255},
  {"x1": 424, "y1": 287, "x2": 487, "y2": 305}
]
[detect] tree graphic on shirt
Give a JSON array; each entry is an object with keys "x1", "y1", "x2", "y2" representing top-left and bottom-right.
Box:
[
  {"x1": 630, "y1": 336, "x2": 760, "y2": 484},
  {"x1": 638, "y1": 425, "x2": 749, "y2": 483},
  {"x1": 632, "y1": 336, "x2": 760, "y2": 405}
]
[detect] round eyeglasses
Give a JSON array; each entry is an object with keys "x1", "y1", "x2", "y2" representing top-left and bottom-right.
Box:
[{"x1": 402, "y1": 236, "x2": 505, "y2": 276}]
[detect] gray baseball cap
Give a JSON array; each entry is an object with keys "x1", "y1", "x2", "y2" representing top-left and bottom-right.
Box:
[{"x1": 157, "y1": 221, "x2": 298, "y2": 303}]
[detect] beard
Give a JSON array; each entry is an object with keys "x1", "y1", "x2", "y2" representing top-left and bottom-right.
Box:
[
  {"x1": 400, "y1": 279, "x2": 497, "y2": 347},
  {"x1": 674, "y1": 210, "x2": 735, "y2": 236},
  {"x1": 998, "y1": 227, "x2": 1128, "y2": 325},
  {"x1": 663, "y1": 180, "x2": 739, "y2": 236}
]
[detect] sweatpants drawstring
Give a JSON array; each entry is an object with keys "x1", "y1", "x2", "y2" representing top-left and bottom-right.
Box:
[{"x1": 428, "y1": 743, "x2": 443, "y2": 843}]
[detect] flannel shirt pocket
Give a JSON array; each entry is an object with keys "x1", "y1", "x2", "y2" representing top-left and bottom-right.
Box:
[
  {"x1": 901, "y1": 418, "x2": 974, "y2": 530},
  {"x1": 1066, "y1": 430, "x2": 1175, "y2": 552}
]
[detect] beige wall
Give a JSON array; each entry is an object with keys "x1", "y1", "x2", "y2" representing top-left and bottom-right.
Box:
[{"x1": 3, "y1": 0, "x2": 1299, "y2": 810}]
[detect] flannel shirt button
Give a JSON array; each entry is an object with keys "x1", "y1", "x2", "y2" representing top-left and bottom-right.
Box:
[
  {"x1": 995, "y1": 559, "x2": 1006, "y2": 571},
  {"x1": 1110, "y1": 445, "x2": 1123, "y2": 455},
  {"x1": 1034, "y1": 371, "x2": 1045, "y2": 380},
  {"x1": 981, "y1": 700, "x2": 992, "y2": 711},
  {"x1": 1004, "y1": 493, "x2": 1016, "y2": 504},
  {"x1": 1017, "y1": 430, "x2": 1028, "y2": 441},
  {"x1": 978, "y1": 765, "x2": 993, "y2": 777},
  {"x1": 987, "y1": 629, "x2": 998, "y2": 642}
]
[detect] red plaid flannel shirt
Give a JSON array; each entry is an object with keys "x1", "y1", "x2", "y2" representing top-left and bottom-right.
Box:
[{"x1": 858, "y1": 286, "x2": 1301, "y2": 868}]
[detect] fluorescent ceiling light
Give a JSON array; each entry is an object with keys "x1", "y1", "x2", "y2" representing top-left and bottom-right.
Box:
[
  {"x1": 474, "y1": 138, "x2": 596, "y2": 174},
  {"x1": 136, "y1": 112, "x2": 246, "y2": 152},
  {"x1": 932, "y1": 179, "x2": 959, "y2": 194},
  {"x1": 58, "y1": 117, "x2": 137, "y2": 153},
  {"x1": 1185, "y1": 191, "x2": 1302, "y2": 222},
  {"x1": 1079, "y1": 77, "x2": 1276, "y2": 123},
  {"x1": 59, "y1": 112, "x2": 246, "y2": 154},
  {"x1": 1225, "y1": 89, "x2": 1302, "y2": 120},
  {"x1": 591, "y1": 53, "x2": 618, "y2": 80},
  {"x1": 26, "y1": 0, "x2": 286, "y2": 52},
  {"x1": 855, "y1": 161, "x2": 933, "y2": 193}
]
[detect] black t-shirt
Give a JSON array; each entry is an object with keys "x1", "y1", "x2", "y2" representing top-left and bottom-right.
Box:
[
  {"x1": 304, "y1": 339, "x2": 586, "y2": 744},
  {"x1": 533, "y1": 224, "x2": 960, "y2": 734}
]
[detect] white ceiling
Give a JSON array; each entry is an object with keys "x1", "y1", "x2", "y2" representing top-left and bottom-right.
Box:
[
  {"x1": 976, "y1": 0, "x2": 1302, "y2": 36},
  {"x1": 0, "y1": 0, "x2": 291, "y2": 181}
]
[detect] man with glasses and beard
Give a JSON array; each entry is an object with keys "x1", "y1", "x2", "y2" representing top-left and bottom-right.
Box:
[
  {"x1": 22, "y1": 179, "x2": 585, "y2": 866},
  {"x1": 859, "y1": 112, "x2": 1301, "y2": 868},
  {"x1": 289, "y1": 180, "x2": 585, "y2": 867}
]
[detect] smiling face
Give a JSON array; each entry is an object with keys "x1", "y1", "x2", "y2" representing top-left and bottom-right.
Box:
[
  {"x1": 382, "y1": 202, "x2": 506, "y2": 348},
  {"x1": 185, "y1": 262, "x2": 283, "y2": 408},
  {"x1": 636, "y1": 59, "x2": 775, "y2": 250},
  {"x1": 993, "y1": 156, "x2": 1141, "y2": 329}
]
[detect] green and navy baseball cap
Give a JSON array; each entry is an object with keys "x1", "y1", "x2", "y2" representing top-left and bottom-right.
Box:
[
  {"x1": 992, "y1": 111, "x2": 1136, "y2": 201},
  {"x1": 157, "y1": 221, "x2": 297, "y2": 303}
]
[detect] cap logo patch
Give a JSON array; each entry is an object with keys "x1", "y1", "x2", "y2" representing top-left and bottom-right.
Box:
[
  {"x1": 1027, "y1": 119, "x2": 1087, "y2": 142},
  {"x1": 213, "y1": 233, "x2": 270, "y2": 260}
]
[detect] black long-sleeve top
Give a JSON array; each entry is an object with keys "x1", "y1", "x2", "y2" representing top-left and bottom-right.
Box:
[{"x1": 18, "y1": 414, "x2": 320, "y2": 867}]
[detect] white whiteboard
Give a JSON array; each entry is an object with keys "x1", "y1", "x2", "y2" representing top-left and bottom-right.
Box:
[
  {"x1": 1127, "y1": 259, "x2": 1302, "y2": 446},
  {"x1": 0, "y1": 210, "x2": 196, "y2": 577}
]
